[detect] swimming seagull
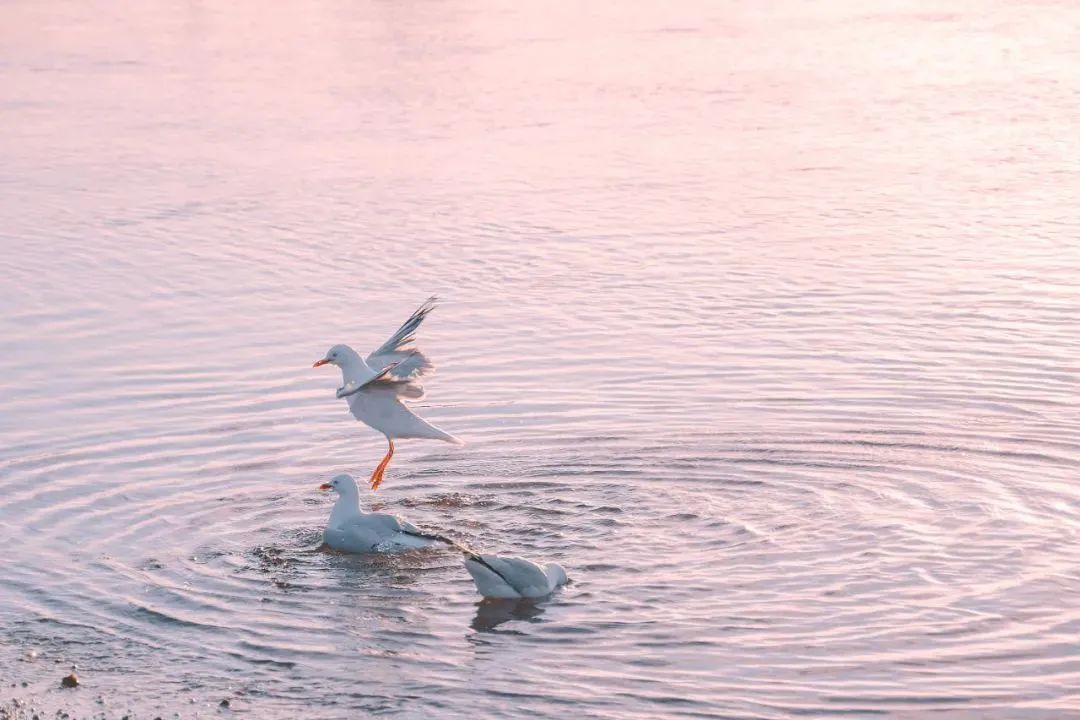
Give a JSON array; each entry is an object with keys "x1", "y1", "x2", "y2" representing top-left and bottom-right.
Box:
[
  {"x1": 463, "y1": 554, "x2": 568, "y2": 600},
  {"x1": 319, "y1": 474, "x2": 437, "y2": 552},
  {"x1": 313, "y1": 297, "x2": 461, "y2": 490},
  {"x1": 318, "y1": 476, "x2": 568, "y2": 598}
]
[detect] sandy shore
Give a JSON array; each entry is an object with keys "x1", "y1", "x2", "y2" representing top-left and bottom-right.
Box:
[{"x1": 1, "y1": 656, "x2": 233, "y2": 720}]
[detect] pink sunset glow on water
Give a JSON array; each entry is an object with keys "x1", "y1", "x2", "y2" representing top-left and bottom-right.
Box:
[{"x1": 1, "y1": 1, "x2": 1078, "y2": 717}]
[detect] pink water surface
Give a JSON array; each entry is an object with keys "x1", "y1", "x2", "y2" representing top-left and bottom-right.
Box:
[{"x1": 1, "y1": 1, "x2": 1078, "y2": 718}]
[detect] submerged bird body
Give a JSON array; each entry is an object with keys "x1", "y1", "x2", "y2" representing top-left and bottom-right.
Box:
[
  {"x1": 315, "y1": 298, "x2": 460, "y2": 489},
  {"x1": 464, "y1": 554, "x2": 568, "y2": 599},
  {"x1": 320, "y1": 474, "x2": 434, "y2": 553}
]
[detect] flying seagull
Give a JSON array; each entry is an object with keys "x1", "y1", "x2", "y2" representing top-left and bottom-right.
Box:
[{"x1": 314, "y1": 297, "x2": 461, "y2": 490}]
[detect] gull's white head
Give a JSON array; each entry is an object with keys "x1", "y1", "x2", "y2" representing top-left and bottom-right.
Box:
[
  {"x1": 545, "y1": 562, "x2": 569, "y2": 586},
  {"x1": 312, "y1": 344, "x2": 360, "y2": 369},
  {"x1": 318, "y1": 473, "x2": 360, "y2": 495}
]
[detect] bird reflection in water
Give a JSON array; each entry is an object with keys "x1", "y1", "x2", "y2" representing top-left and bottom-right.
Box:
[{"x1": 471, "y1": 598, "x2": 548, "y2": 632}]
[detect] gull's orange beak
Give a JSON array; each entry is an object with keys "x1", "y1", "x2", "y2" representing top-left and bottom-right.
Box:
[
  {"x1": 312, "y1": 358, "x2": 330, "y2": 368},
  {"x1": 319, "y1": 483, "x2": 332, "y2": 491}
]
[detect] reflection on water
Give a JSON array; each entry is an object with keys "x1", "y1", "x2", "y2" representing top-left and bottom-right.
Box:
[
  {"x1": 471, "y1": 598, "x2": 550, "y2": 634},
  {"x1": 2, "y1": 0, "x2": 1080, "y2": 717}
]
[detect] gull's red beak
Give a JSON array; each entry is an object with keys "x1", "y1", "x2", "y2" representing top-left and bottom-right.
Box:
[
  {"x1": 319, "y1": 483, "x2": 332, "y2": 491},
  {"x1": 312, "y1": 358, "x2": 330, "y2": 368}
]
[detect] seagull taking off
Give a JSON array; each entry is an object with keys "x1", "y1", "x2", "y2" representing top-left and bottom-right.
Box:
[{"x1": 314, "y1": 297, "x2": 461, "y2": 490}]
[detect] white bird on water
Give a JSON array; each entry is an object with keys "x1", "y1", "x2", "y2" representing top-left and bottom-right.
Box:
[
  {"x1": 463, "y1": 554, "x2": 568, "y2": 600},
  {"x1": 319, "y1": 475, "x2": 568, "y2": 598},
  {"x1": 313, "y1": 297, "x2": 461, "y2": 490},
  {"x1": 319, "y1": 474, "x2": 436, "y2": 552}
]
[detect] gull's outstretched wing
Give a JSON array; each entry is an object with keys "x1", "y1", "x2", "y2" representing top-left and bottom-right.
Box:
[
  {"x1": 337, "y1": 360, "x2": 415, "y2": 399},
  {"x1": 366, "y1": 297, "x2": 438, "y2": 382}
]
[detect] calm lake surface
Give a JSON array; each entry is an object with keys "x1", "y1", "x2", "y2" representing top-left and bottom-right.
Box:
[{"x1": 2, "y1": 1, "x2": 1079, "y2": 717}]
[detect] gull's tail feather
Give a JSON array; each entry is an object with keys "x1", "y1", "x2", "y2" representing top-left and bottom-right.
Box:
[
  {"x1": 440, "y1": 429, "x2": 465, "y2": 446},
  {"x1": 408, "y1": 529, "x2": 474, "y2": 556},
  {"x1": 401, "y1": 530, "x2": 511, "y2": 587},
  {"x1": 418, "y1": 420, "x2": 463, "y2": 445}
]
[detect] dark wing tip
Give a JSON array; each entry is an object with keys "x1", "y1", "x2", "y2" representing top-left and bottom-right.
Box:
[
  {"x1": 463, "y1": 554, "x2": 518, "y2": 590},
  {"x1": 374, "y1": 297, "x2": 441, "y2": 358},
  {"x1": 416, "y1": 296, "x2": 438, "y2": 318}
]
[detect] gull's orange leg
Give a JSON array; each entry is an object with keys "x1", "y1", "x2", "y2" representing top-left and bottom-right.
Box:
[{"x1": 369, "y1": 437, "x2": 395, "y2": 491}]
